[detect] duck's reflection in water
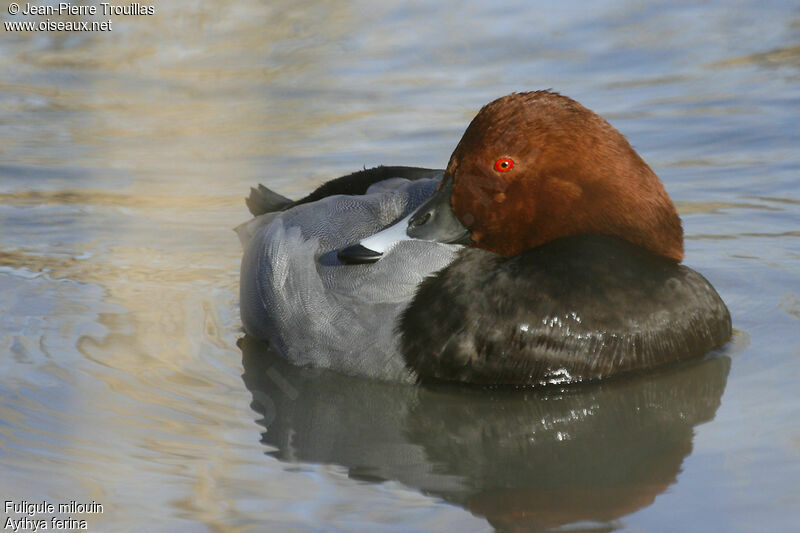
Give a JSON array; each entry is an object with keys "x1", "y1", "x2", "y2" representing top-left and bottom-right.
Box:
[{"x1": 240, "y1": 336, "x2": 729, "y2": 532}]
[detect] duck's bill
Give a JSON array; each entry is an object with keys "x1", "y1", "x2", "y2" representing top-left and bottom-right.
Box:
[{"x1": 337, "y1": 178, "x2": 471, "y2": 265}]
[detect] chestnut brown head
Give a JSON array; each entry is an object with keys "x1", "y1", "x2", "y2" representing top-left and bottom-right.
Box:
[{"x1": 442, "y1": 91, "x2": 683, "y2": 261}]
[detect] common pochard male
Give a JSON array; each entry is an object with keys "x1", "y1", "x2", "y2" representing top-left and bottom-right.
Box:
[{"x1": 238, "y1": 91, "x2": 731, "y2": 385}]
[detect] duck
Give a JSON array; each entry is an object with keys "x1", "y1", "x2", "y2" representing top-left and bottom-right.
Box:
[{"x1": 237, "y1": 91, "x2": 731, "y2": 386}]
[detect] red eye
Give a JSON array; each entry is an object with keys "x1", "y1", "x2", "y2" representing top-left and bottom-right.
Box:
[{"x1": 494, "y1": 157, "x2": 514, "y2": 173}]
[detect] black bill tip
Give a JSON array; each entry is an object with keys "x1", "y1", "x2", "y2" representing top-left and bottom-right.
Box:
[{"x1": 337, "y1": 244, "x2": 383, "y2": 265}]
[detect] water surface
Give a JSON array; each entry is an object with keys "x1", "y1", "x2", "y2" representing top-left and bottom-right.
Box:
[{"x1": 1, "y1": 0, "x2": 799, "y2": 531}]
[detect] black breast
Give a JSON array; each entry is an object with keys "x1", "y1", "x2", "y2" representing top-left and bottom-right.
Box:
[{"x1": 399, "y1": 235, "x2": 731, "y2": 386}]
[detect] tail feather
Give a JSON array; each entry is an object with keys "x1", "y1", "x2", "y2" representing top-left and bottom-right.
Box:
[{"x1": 246, "y1": 184, "x2": 294, "y2": 216}]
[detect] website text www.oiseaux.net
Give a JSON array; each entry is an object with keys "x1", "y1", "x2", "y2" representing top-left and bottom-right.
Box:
[{"x1": 4, "y1": 19, "x2": 113, "y2": 31}]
